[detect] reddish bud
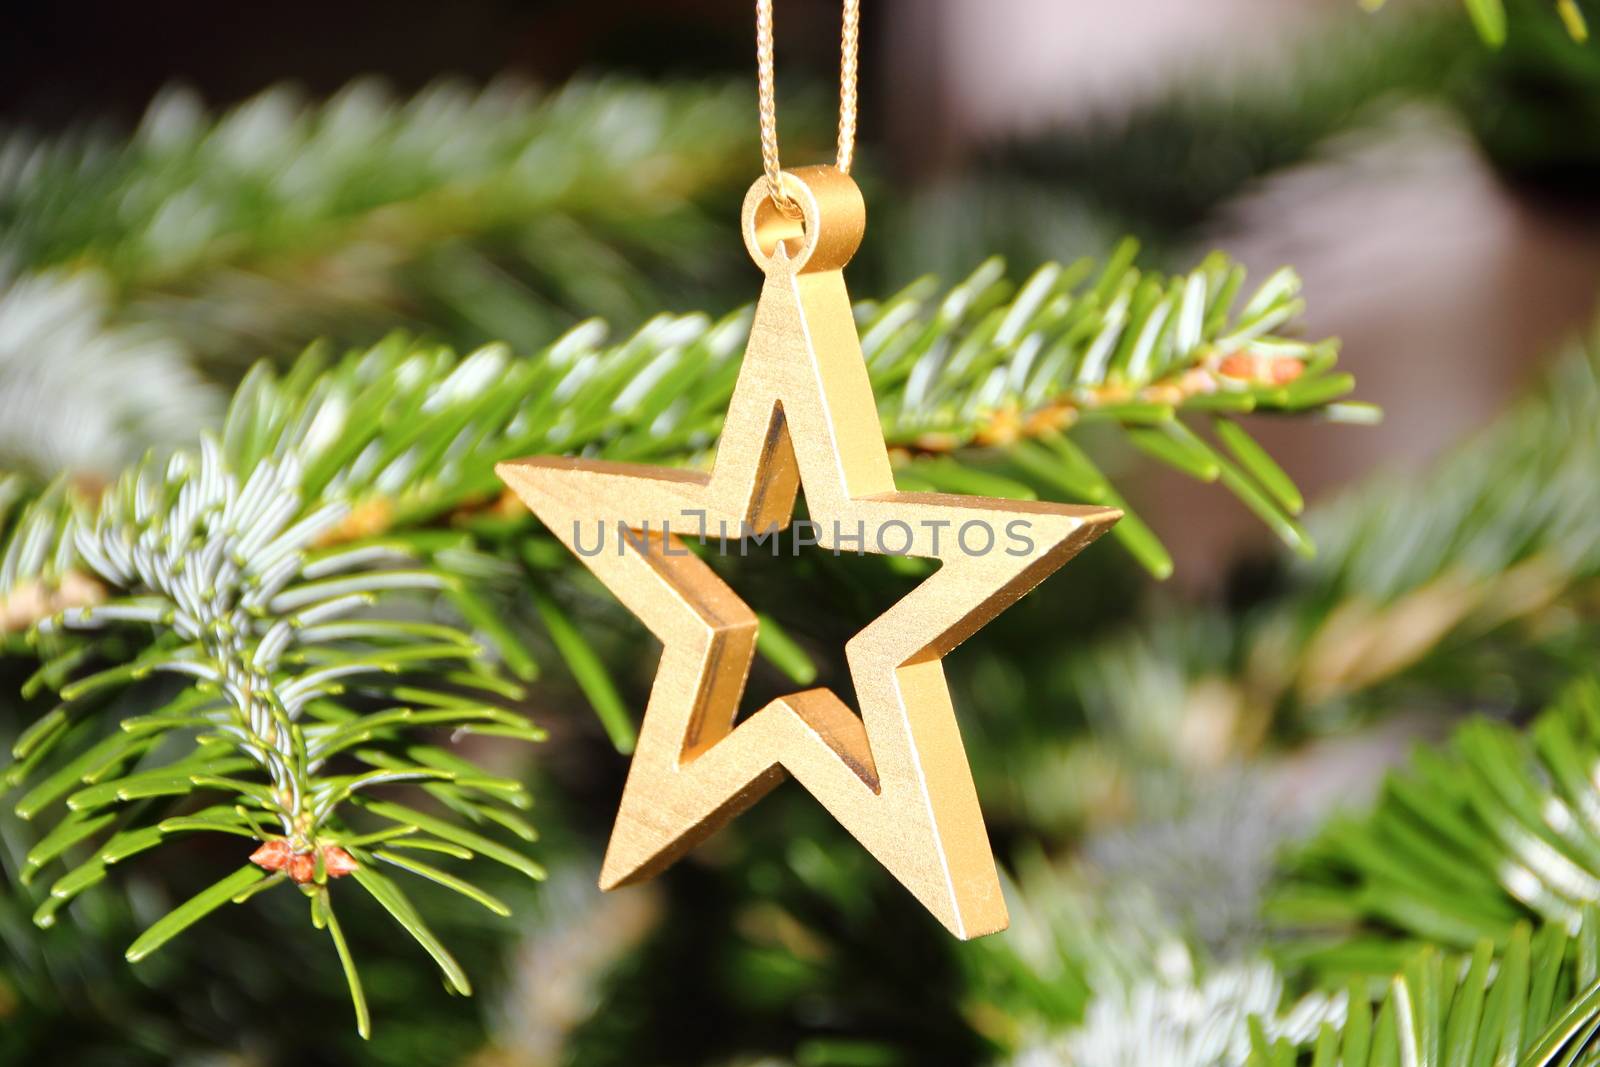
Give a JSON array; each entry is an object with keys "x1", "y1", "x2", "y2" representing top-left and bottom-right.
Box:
[
  {"x1": 1217, "y1": 351, "x2": 1306, "y2": 385},
  {"x1": 249, "y1": 839, "x2": 358, "y2": 883},
  {"x1": 321, "y1": 846, "x2": 359, "y2": 878},
  {"x1": 288, "y1": 852, "x2": 316, "y2": 884},
  {"x1": 249, "y1": 839, "x2": 292, "y2": 872},
  {"x1": 1217, "y1": 353, "x2": 1255, "y2": 379}
]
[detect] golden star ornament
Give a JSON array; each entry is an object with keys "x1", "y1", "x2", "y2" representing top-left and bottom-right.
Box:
[{"x1": 497, "y1": 166, "x2": 1120, "y2": 938}]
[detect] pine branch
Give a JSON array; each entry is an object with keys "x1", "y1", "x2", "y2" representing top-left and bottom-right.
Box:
[
  {"x1": 0, "y1": 77, "x2": 766, "y2": 480},
  {"x1": 986, "y1": 847, "x2": 1600, "y2": 1066},
  {"x1": 1272, "y1": 678, "x2": 1600, "y2": 973},
  {"x1": 995, "y1": 315, "x2": 1600, "y2": 826},
  {"x1": 1243, "y1": 921, "x2": 1600, "y2": 1067},
  {"x1": 870, "y1": 246, "x2": 1365, "y2": 573},
  {"x1": 0, "y1": 77, "x2": 756, "y2": 297},
  {"x1": 6, "y1": 439, "x2": 546, "y2": 1024},
  {"x1": 2, "y1": 350, "x2": 556, "y2": 1034},
  {"x1": 1032, "y1": 956, "x2": 1338, "y2": 1067},
  {"x1": 967, "y1": 843, "x2": 1600, "y2": 1066}
]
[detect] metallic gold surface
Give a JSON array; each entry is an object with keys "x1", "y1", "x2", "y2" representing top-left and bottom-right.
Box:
[{"x1": 497, "y1": 166, "x2": 1120, "y2": 939}]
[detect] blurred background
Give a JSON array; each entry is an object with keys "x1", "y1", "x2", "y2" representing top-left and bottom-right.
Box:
[{"x1": 4, "y1": 0, "x2": 1600, "y2": 1065}]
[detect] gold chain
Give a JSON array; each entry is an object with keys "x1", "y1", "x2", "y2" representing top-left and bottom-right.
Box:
[{"x1": 757, "y1": 0, "x2": 860, "y2": 217}]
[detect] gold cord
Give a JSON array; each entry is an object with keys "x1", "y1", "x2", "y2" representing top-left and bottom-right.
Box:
[{"x1": 756, "y1": 0, "x2": 859, "y2": 217}]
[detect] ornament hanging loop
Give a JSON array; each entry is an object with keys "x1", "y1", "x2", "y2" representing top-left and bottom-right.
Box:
[
  {"x1": 756, "y1": 0, "x2": 860, "y2": 219},
  {"x1": 742, "y1": 164, "x2": 865, "y2": 276}
]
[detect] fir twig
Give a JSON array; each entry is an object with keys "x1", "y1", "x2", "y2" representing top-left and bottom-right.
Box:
[
  {"x1": 1273, "y1": 678, "x2": 1600, "y2": 970},
  {"x1": 0, "y1": 77, "x2": 767, "y2": 480}
]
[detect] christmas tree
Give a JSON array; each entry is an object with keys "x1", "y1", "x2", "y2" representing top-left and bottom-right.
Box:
[{"x1": 3, "y1": 1, "x2": 1600, "y2": 1064}]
